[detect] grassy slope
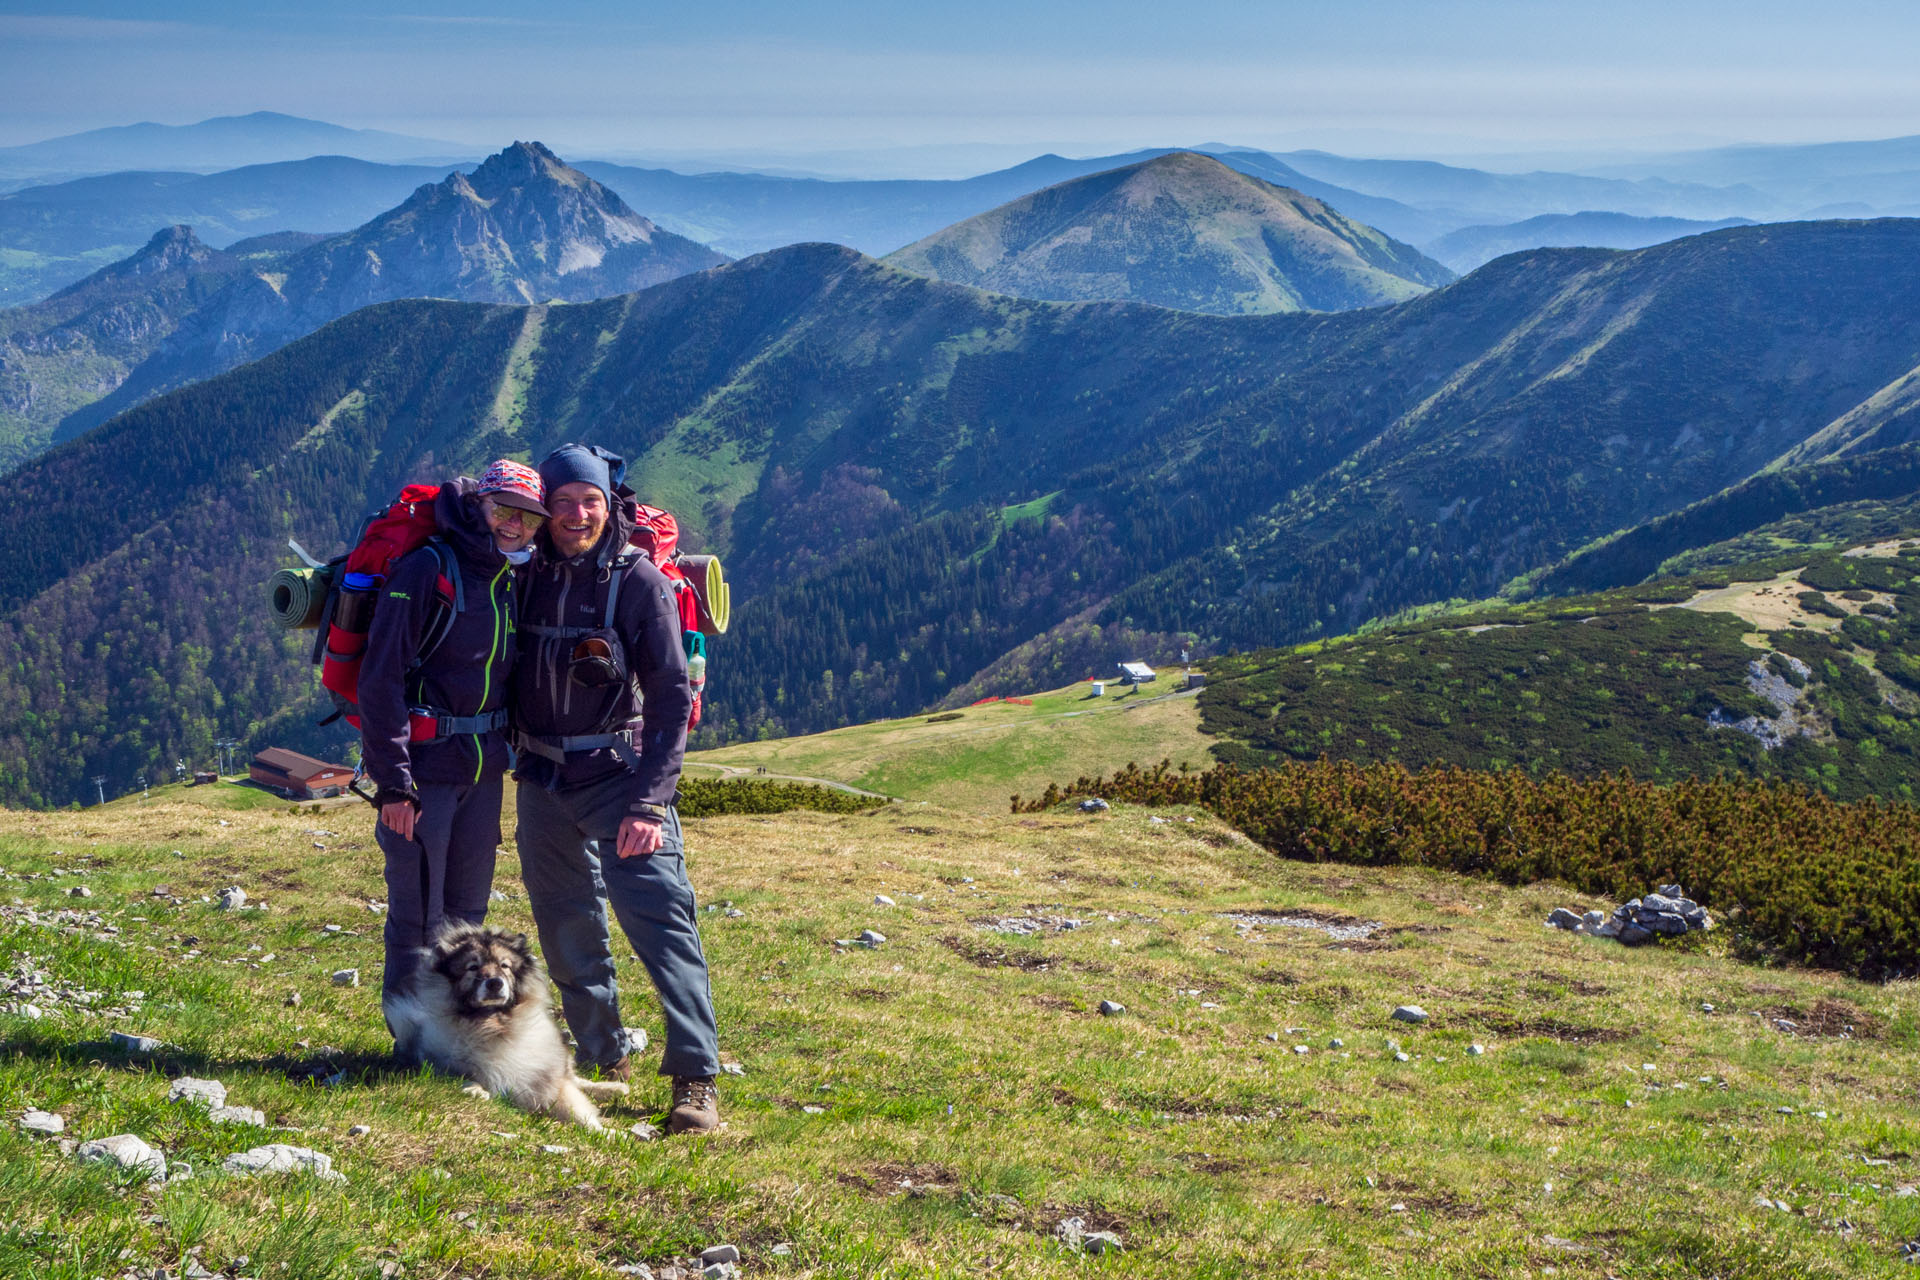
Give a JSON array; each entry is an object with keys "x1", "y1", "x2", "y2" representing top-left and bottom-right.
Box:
[
  {"x1": 690, "y1": 681, "x2": 1214, "y2": 812},
  {"x1": 4, "y1": 795, "x2": 1919, "y2": 1278}
]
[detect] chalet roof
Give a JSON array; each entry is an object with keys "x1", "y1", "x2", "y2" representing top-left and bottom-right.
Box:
[{"x1": 251, "y1": 747, "x2": 353, "y2": 780}]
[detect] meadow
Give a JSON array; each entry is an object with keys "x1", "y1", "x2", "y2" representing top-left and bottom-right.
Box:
[{"x1": 3, "y1": 779, "x2": 1918, "y2": 1277}]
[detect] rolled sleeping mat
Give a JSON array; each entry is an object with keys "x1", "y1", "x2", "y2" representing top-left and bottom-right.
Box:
[
  {"x1": 678, "y1": 554, "x2": 730, "y2": 634},
  {"x1": 267, "y1": 566, "x2": 332, "y2": 630}
]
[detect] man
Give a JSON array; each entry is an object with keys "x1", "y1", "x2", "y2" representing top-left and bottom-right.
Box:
[
  {"x1": 361, "y1": 460, "x2": 547, "y2": 1008},
  {"x1": 511, "y1": 443, "x2": 721, "y2": 1134}
]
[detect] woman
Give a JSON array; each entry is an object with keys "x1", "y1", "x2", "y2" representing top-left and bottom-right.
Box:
[{"x1": 358, "y1": 459, "x2": 549, "y2": 1008}]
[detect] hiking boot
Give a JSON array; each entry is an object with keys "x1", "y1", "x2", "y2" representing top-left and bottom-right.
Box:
[{"x1": 669, "y1": 1075, "x2": 719, "y2": 1134}]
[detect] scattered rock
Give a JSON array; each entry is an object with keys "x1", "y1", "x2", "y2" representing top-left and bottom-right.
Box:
[
  {"x1": 980, "y1": 915, "x2": 1084, "y2": 935},
  {"x1": 285, "y1": 991, "x2": 302, "y2": 1008},
  {"x1": 168, "y1": 1077, "x2": 228, "y2": 1109},
  {"x1": 109, "y1": 1031, "x2": 163, "y2": 1055},
  {"x1": 613, "y1": 1265, "x2": 655, "y2": 1279},
  {"x1": 1328, "y1": 1037, "x2": 1345, "y2": 1049},
  {"x1": 1394, "y1": 1052, "x2": 1412, "y2": 1063},
  {"x1": 223, "y1": 1144, "x2": 345, "y2": 1181},
  {"x1": 1391, "y1": 1006, "x2": 1429, "y2": 1024},
  {"x1": 1468, "y1": 1044, "x2": 1485, "y2": 1056},
  {"x1": 209, "y1": 1106, "x2": 266, "y2": 1127},
  {"x1": 721, "y1": 1062, "x2": 746, "y2": 1077},
  {"x1": 856, "y1": 930, "x2": 886, "y2": 948},
  {"x1": 217, "y1": 886, "x2": 247, "y2": 911},
  {"x1": 628, "y1": 1121, "x2": 661, "y2": 1141},
  {"x1": 68, "y1": 885, "x2": 91, "y2": 899},
  {"x1": 1293, "y1": 1045, "x2": 1310, "y2": 1055},
  {"x1": 873, "y1": 894, "x2": 896, "y2": 908},
  {"x1": 702, "y1": 1264, "x2": 737, "y2": 1280},
  {"x1": 20, "y1": 1109, "x2": 64, "y2": 1134},
  {"x1": 77, "y1": 1133, "x2": 167, "y2": 1181},
  {"x1": 1085, "y1": 1232, "x2": 1123, "y2": 1256},
  {"x1": 700, "y1": 1245, "x2": 741, "y2": 1266},
  {"x1": 1099, "y1": 1000, "x2": 1126, "y2": 1016},
  {"x1": 331, "y1": 968, "x2": 360, "y2": 987},
  {"x1": 770, "y1": 1243, "x2": 793, "y2": 1257},
  {"x1": 348, "y1": 1124, "x2": 371, "y2": 1137},
  {"x1": 1077, "y1": 799, "x2": 1110, "y2": 813},
  {"x1": 541, "y1": 1144, "x2": 570, "y2": 1154}
]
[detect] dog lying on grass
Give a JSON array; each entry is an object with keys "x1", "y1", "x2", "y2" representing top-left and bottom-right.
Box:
[{"x1": 383, "y1": 922, "x2": 627, "y2": 1129}]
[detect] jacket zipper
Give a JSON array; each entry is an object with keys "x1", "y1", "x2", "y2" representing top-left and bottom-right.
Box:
[{"x1": 475, "y1": 561, "x2": 509, "y2": 783}]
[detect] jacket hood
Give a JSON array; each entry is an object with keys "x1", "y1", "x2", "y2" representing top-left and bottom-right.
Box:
[{"x1": 433, "y1": 476, "x2": 510, "y2": 571}]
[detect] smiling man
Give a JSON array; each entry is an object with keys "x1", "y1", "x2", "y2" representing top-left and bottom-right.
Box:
[{"x1": 509, "y1": 443, "x2": 721, "y2": 1135}]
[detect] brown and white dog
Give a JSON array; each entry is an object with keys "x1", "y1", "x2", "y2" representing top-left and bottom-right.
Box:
[{"x1": 382, "y1": 922, "x2": 627, "y2": 1129}]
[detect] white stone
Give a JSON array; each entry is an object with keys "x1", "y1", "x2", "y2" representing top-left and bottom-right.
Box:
[
  {"x1": 348, "y1": 1124, "x2": 371, "y2": 1136},
  {"x1": 168, "y1": 1077, "x2": 228, "y2": 1108},
  {"x1": 628, "y1": 1121, "x2": 660, "y2": 1141},
  {"x1": 721, "y1": 1062, "x2": 746, "y2": 1076},
  {"x1": 222, "y1": 1144, "x2": 344, "y2": 1181},
  {"x1": 856, "y1": 930, "x2": 886, "y2": 947},
  {"x1": 69, "y1": 885, "x2": 91, "y2": 898},
  {"x1": 209, "y1": 1106, "x2": 266, "y2": 1127},
  {"x1": 700, "y1": 1245, "x2": 741, "y2": 1266},
  {"x1": 331, "y1": 969, "x2": 359, "y2": 987},
  {"x1": 1468, "y1": 1044, "x2": 1486, "y2": 1056},
  {"x1": 217, "y1": 887, "x2": 247, "y2": 911},
  {"x1": 1098, "y1": 1000, "x2": 1126, "y2": 1016},
  {"x1": 77, "y1": 1133, "x2": 167, "y2": 1180},
  {"x1": 542, "y1": 1144, "x2": 570, "y2": 1154},
  {"x1": 20, "y1": 1109, "x2": 64, "y2": 1134},
  {"x1": 1391, "y1": 1006, "x2": 1429, "y2": 1024},
  {"x1": 873, "y1": 894, "x2": 896, "y2": 907},
  {"x1": 109, "y1": 1031, "x2": 163, "y2": 1054}
]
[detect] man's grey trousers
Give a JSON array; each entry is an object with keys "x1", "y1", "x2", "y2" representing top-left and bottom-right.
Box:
[{"x1": 515, "y1": 771, "x2": 721, "y2": 1078}]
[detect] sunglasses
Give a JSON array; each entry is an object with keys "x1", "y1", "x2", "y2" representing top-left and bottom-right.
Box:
[{"x1": 482, "y1": 498, "x2": 545, "y2": 526}]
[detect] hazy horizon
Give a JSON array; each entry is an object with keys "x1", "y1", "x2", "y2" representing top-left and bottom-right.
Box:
[{"x1": 4, "y1": 1, "x2": 1920, "y2": 178}]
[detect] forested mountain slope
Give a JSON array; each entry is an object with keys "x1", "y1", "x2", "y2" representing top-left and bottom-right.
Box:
[
  {"x1": 883, "y1": 152, "x2": 1451, "y2": 313},
  {"x1": 4, "y1": 220, "x2": 1920, "y2": 805}
]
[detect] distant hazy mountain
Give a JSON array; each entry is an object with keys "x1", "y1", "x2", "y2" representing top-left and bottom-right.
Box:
[
  {"x1": 1276, "y1": 150, "x2": 1773, "y2": 225},
  {"x1": 0, "y1": 111, "x2": 469, "y2": 183},
  {"x1": 47, "y1": 141, "x2": 727, "y2": 443},
  {"x1": 0, "y1": 157, "x2": 462, "y2": 304},
  {"x1": 1425, "y1": 212, "x2": 1756, "y2": 274},
  {"x1": 578, "y1": 147, "x2": 1444, "y2": 256},
  {"x1": 885, "y1": 152, "x2": 1451, "y2": 313}
]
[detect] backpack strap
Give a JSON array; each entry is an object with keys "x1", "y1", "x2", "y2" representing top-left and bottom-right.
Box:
[{"x1": 408, "y1": 540, "x2": 462, "y2": 673}]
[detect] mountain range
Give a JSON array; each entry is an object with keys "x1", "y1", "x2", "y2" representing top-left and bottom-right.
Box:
[
  {"x1": 0, "y1": 111, "x2": 469, "y2": 185},
  {"x1": 883, "y1": 152, "x2": 1452, "y2": 314},
  {"x1": 0, "y1": 142, "x2": 726, "y2": 458},
  {"x1": 2, "y1": 218, "x2": 1919, "y2": 806},
  {"x1": 0, "y1": 157, "x2": 462, "y2": 304},
  {"x1": 1424, "y1": 212, "x2": 1756, "y2": 274}
]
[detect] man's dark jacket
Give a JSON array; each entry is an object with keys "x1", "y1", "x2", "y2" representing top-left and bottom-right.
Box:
[
  {"x1": 359, "y1": 480, "x2": 518, "y2": 806},
  {"x1": 511, "y1": 498, "x2": 691, "y2": 816}
]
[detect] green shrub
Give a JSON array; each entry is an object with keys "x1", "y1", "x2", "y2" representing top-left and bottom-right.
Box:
[
  {"x1": 1016, "y1": 758, "x2": 1920, "y2": 980},
  {"x1": 678, "y1": 777, "x2": 882, "y2": 818}
]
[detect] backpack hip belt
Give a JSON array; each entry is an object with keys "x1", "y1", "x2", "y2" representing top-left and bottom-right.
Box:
[
  {"x1": 516, "y1": 725, "x2": 641, "y2": 768},
  {"x1": 409, "y1": 706, "x2": 510, "y2": 744}
]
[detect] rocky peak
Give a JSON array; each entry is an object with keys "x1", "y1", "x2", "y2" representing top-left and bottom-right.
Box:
[
  {"x1": 467, "y1": 140, "x2": 574, "y2": 196},
  {"x1": 121, "y1": 226, "x2": 216, "y2": 277}
]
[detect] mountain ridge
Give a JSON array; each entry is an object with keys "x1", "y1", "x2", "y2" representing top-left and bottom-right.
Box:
[{"x1": 4, "y1": 219, "x2": 1920, "y2": 804}]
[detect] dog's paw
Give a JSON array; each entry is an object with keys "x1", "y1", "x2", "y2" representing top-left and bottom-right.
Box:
[{"x1": 461, "y1": 1083, "x2": 491, "y2": 1101}]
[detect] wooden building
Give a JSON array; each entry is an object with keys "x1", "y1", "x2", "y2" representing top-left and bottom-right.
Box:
[{"x1": 249, "y1": 748, "x2": 354, "y2": 799}]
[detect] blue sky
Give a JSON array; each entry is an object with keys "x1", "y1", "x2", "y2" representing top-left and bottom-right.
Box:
[{"x1": 4, "y1": 1, "x2": 1919, "y2": 169}]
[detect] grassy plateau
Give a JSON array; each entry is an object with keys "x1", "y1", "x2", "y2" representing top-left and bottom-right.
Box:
[{"x1": 3, "y1": 780, "x2": 1919, "y2": 1278}]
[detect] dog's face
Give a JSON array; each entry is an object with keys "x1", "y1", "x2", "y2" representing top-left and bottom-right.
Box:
[{"x1": 429, "y1": 924, "x2": 536, "y2": 1015}]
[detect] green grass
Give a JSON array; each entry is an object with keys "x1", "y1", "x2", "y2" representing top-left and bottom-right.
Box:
[
  {"x1": 3, "y1": 792, "x2": 1918, "y2": 1277},
  {"x1": 690, "y1": 679, "x2": 1212, "y2": 811}
]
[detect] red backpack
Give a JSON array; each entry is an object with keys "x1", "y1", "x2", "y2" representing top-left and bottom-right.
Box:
[
  {"x1": 313, "y1": 484, "x2": 463, "y2": 732},
  {"x1": 625, "y1": 502, "x2": 729, "y2": 727}
]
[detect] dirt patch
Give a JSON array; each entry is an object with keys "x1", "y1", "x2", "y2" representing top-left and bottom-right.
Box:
[
  {"x1": 938, "y1": 934, "x2": 1064, "y2": 971},
  {"x1": 1460, "y1": 1009, "x2": 1629, "y2": 1043},
  {"x1": 1025, "y1": 994, "x2": 1079, "y2": 1012},
  {"x1": 845, "y1": 987, "x2": 895, "y2": 1002},
  {"x1": 1527, "y1": 971, "x2": 1611, "y2": 997},
  {"x1": 840, "y1": 1163, "x2": 961, "y2": 1197},
  {"x1": 1759, "y1": 998, "x2": 1882, "y2": 1038}
]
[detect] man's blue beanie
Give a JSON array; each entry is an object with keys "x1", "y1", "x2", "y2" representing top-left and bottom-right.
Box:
[{"x1": 537, "y1": 444, "x2": 626, "y2": 503}]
